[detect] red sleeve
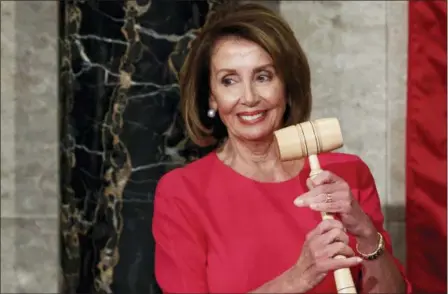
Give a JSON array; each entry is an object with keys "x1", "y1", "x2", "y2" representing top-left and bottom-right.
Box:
[
  {"x1": 152, "y1": 171, "x2": 209, "y2": 293},
  {"x1": 356, "y1": 158, "x2": 412, "y2": 293}
]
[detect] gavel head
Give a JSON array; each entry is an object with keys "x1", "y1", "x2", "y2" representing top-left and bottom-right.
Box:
[{"x1": 274, "y1": 118, "x2": 343, "y2": 161}]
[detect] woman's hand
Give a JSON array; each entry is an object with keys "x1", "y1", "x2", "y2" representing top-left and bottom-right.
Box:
[
  {"x1": 294, "y1": 219, "x2": 363, "y2": 292},
  {"x1": 293, "y1": 171, "x2": 379, "y2": 249}
]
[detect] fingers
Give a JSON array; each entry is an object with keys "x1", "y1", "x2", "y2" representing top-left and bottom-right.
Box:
[
  {"x1": 318, "y1": 256, "x2": 363, "y2": 273},
  {"x1": 321, "y1": 227, "x2": 349, "y2": 246},
  {"x1": 308, "y1": 226, "x2": 361, "y2": 274},
  {"x1": 294, "y1": 184, "x2": 340, "y2": 207},
  {"x1": 309, "y1": 198, "x2": 352, "y2": 213},
  {"x1": 306, "y1": 219, "x2": 344, "y2": 240},
  {"x1": 320, "y1": 241, "x2": 355, "y2": 259},
  {"x1": 308, "y1": 224, "x2": 350, "y2": 259},
  {"x1": 306, "y1": 177, "x2": 314, "y2": 190},
  {"x1": 307, "y1": 220, "x2": 352, "y2": 257},
  {"x1": 295, "y1": 172, "x2": 354, "y2": 214},
  {"x1": 310, "y1": 170, "x2": 344, "y2": 186},
  {"x1": 299, "y1": 219, "x2": 362, "y2": 282}
]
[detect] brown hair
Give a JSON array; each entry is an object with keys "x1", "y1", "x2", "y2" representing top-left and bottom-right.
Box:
[{"x1": 179, "y1": 2, "x2": 312, "y2": 147}]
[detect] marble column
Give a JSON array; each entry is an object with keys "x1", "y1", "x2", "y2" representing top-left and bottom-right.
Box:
[
  {"x1": 1, "y1": 1, "x2": 59, "y2": 293},
  {"x1": 59, "y1": 1, "x2": 230, "y2": 293}
]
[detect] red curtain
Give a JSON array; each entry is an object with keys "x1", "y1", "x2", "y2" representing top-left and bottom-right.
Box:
[{"x1": 406, "y1": 1, "x2": 447, "y2": 293}]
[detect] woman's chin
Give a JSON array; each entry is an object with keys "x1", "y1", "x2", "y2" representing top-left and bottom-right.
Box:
[{"x1": 235, "y1": 128, "x2": 275, "y2": 142}]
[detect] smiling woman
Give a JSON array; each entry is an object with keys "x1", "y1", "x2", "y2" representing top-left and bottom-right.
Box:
[
  {"x1": 209, "y1": 36, "x2": 287, "y2": 144},
  {"x1": 152, "y1": 2, "x2": 411, "y2": 293},
  {"x1": 180, "y1": 3, "x2": 311, "y2": 148}
]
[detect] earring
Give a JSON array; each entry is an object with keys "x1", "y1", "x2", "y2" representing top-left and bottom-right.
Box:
[{"x1": 207, "y1": 108, "x2": 216, "y2": 118}]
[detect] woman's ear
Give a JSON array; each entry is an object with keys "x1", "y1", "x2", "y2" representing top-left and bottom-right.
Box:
[{"x1": 209, "y1": 94, "x2": 218, "y2": 110}]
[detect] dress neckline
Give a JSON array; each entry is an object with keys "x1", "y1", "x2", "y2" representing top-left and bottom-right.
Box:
[{"x1": 210, "y1": 151, "x2": 310, "y2": 186}]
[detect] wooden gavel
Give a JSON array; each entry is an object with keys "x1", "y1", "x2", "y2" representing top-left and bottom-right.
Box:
[{"x1": 274, "y1": 118, "x2": 357, "y2": 294}]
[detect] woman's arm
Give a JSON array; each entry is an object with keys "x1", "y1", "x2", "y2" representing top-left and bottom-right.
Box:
[
  {"x1": 355, "y1": 160, "x2": 411, "y2": 293},
  {"x1": 293, "y1": 157, "x2": 412, "y2": 293},
  {"x1": 356, "y1": 230, "x2": 407, "y2": 293},
  {"x1": 248, "y1": 229, "x2": 408, "y2": 294},
  {"x1": 250, "y1": 219, "x2": 364, "y2": 293},
  {"x1": 152, "y1": 171, "x2": 209, "y2": 293},
  {"x1": 249, "y1": 266, "x2": 304, "y2": 293}
]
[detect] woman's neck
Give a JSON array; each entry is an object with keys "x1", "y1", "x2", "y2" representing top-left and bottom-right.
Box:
[{"x1": 216, "y1": 135, "x2": 304, "y2": 182}]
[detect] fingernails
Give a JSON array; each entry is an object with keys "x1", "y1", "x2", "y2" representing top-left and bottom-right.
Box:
[
  {"x1": 294, "y1": 199, "x2": 304, "y2": 206},
  {"x1": 310, "y1": 203, "x2": 318, "y2": 210},
  {"x1": 356, "y1": 257, "x2": 363, "y2": 263}
]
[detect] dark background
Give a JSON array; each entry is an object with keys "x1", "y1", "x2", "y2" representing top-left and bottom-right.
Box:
[{"x1": 59, "y1": 1, "x2": 228, "y2": 293}]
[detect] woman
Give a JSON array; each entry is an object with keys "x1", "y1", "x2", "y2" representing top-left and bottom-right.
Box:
[{"x1": 153, "y1": 3, "x2": 411, "y2": 293}]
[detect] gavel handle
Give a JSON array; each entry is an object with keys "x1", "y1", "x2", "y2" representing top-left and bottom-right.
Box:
[{"x1": 308, "y1": 154, "x2": 357, "y2": 294}]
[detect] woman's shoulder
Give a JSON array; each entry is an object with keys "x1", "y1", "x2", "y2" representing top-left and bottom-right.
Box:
[
  {"x1": 155, "y1": 152, "x2": 218, "y2": 196},
  {"x1": 318, "y1": 152, "x2": 374, "y2": 186},
  {"x1": 318, "y1": 152, "x2": 370, "y2": 171}
]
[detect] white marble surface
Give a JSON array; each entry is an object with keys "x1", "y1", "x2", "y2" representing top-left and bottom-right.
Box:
[
  {"x1": 279, "y1": 1, "x2": 408, "y2": 213},
  {"x1": 1, "y1": 1, "x2": 59, "y2": 293},
  {"x1": 1, "y1": 2, "x2": 59, "y2": 219},
  {"x1": 1, "y1": 218, "x2": 59, "y2": 293},
  {"x1": 2, "y1": 1, "x2": 59, "y2": 219},
  {"x1": 280, "y1": 0, "x2": 389, "y2": 205},
  {"x1": 386, "y1": 1, "x2": 408, "y2": 209},
  {"x1": 386, "y1": 221, "x2": 406, "y2": 266},
  {"x1": 1, "y1": 0, "x2": 17, "y2": 219}
]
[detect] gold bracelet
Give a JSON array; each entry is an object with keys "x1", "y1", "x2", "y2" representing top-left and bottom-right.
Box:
[{"x1": 356, "y1": 232, "x2": 385, "y2": 260}]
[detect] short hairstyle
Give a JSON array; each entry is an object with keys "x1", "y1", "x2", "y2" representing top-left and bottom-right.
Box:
[{"x1": 179, "y1": 2, "x2": 312, "y2": 147}]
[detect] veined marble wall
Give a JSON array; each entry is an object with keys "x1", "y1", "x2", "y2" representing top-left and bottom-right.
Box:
[
  {"x1": 59, "y1": 1, "x2": 225, "y2": 294},
  {"x1": 276, "y1": 1, "x2": 409, "y2": 264},
  {"x1": 1, "y1": 1, "x2": 408, "y2": 293}
]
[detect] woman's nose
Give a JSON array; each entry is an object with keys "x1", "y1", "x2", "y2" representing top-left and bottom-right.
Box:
[{"x1": 241, "y1": 84, "x2": 259, "y2": 106}]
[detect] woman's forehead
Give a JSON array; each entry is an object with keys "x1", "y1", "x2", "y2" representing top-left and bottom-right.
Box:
[{"x1": 211, "y1": 37, "x2": 273, "y2": 71}]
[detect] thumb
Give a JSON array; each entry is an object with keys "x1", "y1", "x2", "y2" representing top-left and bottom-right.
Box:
[{"x1": 306, "y1": 177, "x2": 315, "y2": 190}]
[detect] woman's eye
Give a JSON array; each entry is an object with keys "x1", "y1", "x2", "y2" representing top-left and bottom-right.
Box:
[
  {"x1": 257, "y1": 74, "x2": 271, "y2": 82},
  {"x1": 222, "y1": 78, "x2": 235, "y2": 86}
]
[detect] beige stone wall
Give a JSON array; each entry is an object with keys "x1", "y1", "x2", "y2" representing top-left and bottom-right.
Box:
[
  {"x1": 1, "y1": 2, "x2": 59, "y2": 293},
  {"x1": 277, "y1": 1, "x2": 408, "y2": 264}
]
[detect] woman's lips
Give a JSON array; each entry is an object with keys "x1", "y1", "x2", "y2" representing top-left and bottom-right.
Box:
[{"x1": 237, "y1": 110, "x2": 267, "y2": 124}]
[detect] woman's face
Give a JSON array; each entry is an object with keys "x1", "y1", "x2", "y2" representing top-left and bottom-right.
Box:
[{"x1": 209, "y1": 36, "x2": 286, "y2": 143}]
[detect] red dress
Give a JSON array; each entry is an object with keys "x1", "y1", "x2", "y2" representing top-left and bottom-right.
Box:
[{"x1": 153, "y1": 152, "x2": 411, "y2": 293}]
